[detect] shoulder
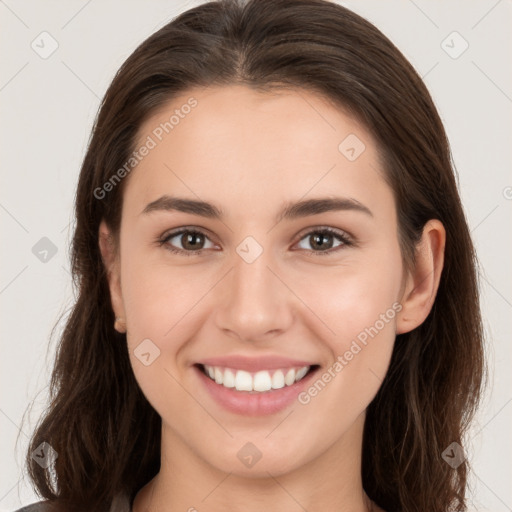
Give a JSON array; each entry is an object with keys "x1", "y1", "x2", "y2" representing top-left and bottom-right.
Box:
[
  {"x1": 12, "y1": 501, "x2": 56, "y2": 512},
  {"x1": 12, "y1": 493, "x2": 132, "y2": 512}
]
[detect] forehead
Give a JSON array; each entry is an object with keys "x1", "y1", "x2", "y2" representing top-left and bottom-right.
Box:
[
  {"x1": 123, "y1": 84, "x2": 393, "y2": 223},
  {"x1": 138, "y1": 84, "x2": 368, "y2": 154}
]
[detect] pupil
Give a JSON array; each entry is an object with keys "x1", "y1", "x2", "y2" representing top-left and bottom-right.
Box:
[
  {"x1": 183, "y1": 232, "x2": 203, "y2": 250},
  {"x1": 312, "y1": 233, "x2": 332, "y2": 250}
]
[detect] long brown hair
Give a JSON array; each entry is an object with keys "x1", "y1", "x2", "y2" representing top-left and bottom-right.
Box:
[{"x1": 22, "y1": 1, "x2": 486, "y2": 510}]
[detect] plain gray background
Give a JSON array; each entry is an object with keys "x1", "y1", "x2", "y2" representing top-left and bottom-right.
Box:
[{"x1": 1, "y1": 1, "x2": 511, "y2": 510}]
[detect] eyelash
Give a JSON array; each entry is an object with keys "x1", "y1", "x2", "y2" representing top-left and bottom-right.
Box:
[{"x1": 157, "y1": 226, "x2": 354, "y2": 257}]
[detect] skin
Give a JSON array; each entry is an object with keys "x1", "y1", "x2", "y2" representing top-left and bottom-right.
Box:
[{"x1": 99, "y1": 85, "x2": 445, "y2": 512}]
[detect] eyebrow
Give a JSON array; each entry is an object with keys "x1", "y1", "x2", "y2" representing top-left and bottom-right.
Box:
[{"x1": 140, "y1": 195, "x2": 373, "y2": 222}]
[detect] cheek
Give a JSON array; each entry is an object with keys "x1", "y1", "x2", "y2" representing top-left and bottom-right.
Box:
[
  {"x1": 119, "y1": 252, "x2": 225, "y2": 412},
  {"x1": 120, "y1": 256, "x2": 202, "y2": 414},
  {"x1": 291, "y1": 246, "x2": 402, "y2": 401},
  {"x1": 294, "y1": 276, "x2": 400, "y2": 436},
  {"x1": 293, "y1": 246, "x2": 402, "y2": 346},
  {"x1": 120, "y1": 248, "x2": 209, "y2": 336}
]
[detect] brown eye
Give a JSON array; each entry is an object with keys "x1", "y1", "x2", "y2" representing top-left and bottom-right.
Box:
[
  {"x1": 160, "y1": 229, "x2": 216, "y2": 255},
  {"x1": 180, "y1": 232, "x2": 205, "y2": 250},
  {"x1": 309, "y1": 232, "x2": 335, "y2": 250},
  {"x1": 295, "y1": 228, "x2": 352, "y2": 255}
]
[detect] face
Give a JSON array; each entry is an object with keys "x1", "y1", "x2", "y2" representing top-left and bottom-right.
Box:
[{"x1": 100, "y1": 84, "x2": 416, "y2": 478}]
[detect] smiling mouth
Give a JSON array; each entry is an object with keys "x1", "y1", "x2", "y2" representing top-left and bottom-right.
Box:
[{"x1": 195, "y1": 363, "x2": 320, "y2": 393}]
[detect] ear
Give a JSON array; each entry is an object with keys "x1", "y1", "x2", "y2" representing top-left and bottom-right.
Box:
[
  {"x1": 98, "y1": 219, "x2": 126, "y2": 332},
  {"x1": 396, "y1": 219, "x2": 446, "y2": 335}
]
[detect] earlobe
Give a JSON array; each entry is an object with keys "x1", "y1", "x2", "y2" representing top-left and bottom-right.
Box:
[
  {"x1": 395, "y1": 219, "x2": 446, "y2": 335},
  {"x1": 98, "y1": 219, "x2": 126, "y2": 332}
]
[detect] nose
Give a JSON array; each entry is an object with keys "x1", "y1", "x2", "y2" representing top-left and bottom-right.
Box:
[{"x1": 213, "y1": 243, "x2": 294, "y2": 343}]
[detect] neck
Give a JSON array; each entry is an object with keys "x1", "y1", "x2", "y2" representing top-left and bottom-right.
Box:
[{"x1": 133, "y1": 412, "x2": 379, "y2": 512}]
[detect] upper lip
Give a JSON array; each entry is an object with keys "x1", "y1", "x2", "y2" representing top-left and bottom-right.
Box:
[{"x1": 196, "y1": 355, "x2": 317, "y2": 372}]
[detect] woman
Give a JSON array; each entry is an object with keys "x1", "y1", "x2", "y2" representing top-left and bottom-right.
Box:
[{"x1": 17, "y1": 0, "x2": 485, "y2": 511}]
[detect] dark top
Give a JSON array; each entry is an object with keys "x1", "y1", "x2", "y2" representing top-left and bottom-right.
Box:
[{"x1": 13, "y1": 492, "x2": 132, "y2": 512}]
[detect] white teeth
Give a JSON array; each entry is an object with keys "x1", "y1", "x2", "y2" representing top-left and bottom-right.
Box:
[
  {"x1": 284, "y1": 369, "x2": 296, "y2": 386},
  {"x1": 271, "y1": 370, "x2": 285, "y2": 389},
  {"x1": 214, "y1": 367, "x2": 223, "y2": 385},
  {"x1": 253, "y1": 371, "x2": 272, "y2": 392},
  {"x1": 235, "y1": 370, "x2": 252, "y2": 391},
  {"x1": 295, "y1": 366, "x2": 308, "y2": 381},
  {"x1": 223, "y1": 368, "x2": 236, "y2": 388},
  {"x1": 202, "y1": 365, "x2": 311, "y2": 392}
]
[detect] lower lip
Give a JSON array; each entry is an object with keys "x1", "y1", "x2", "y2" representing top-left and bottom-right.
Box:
[{"x1": 194, "y1": 365, "x2": 318, "y2": 416}]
